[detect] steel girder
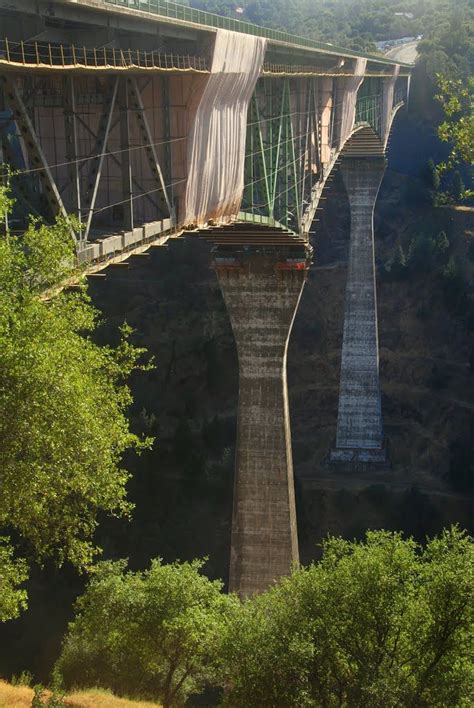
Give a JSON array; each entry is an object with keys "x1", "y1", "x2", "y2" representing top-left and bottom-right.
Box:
[{"x1": 241, "y1": 76, "x2": 322, "y2": 235}]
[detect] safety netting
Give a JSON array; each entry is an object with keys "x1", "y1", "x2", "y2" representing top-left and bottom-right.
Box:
[
  {"x1": 338, "y1": 58, "x2": 367, "y2": 149},
  {"x1": 183, "y1": 30, "x2": 267, "y2": 227},
  {"x1": 382, "y1": 63, "x2": 400, "y2": 144}
]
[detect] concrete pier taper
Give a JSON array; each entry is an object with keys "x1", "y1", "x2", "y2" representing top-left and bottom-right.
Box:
[
  {"x1": 214, "y1": 249, "x2": 309, "y2": 597},
  {"x1": 331, "y1": 156, "x2": 388, "y2": 466}
]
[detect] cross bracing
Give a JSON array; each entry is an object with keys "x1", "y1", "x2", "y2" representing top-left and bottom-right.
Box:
[{"x1": 0, "y1": 0, "x2": 411, "y2": 267}]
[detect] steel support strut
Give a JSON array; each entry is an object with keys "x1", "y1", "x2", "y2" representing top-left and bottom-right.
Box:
[
  {"x1": 2, "y1": 75, "x2": 69, "y2": 222},
  {"x1": 83, "y1": 76, "x2": 119, "y2": 240}
]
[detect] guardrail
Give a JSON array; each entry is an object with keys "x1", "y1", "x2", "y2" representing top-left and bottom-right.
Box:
[
  {"x1": 104, "y1": 0, "x2": 410, "y2": 67},
  {"x1": 0, "y1": 38, "x2": 208, "y2": 71}
]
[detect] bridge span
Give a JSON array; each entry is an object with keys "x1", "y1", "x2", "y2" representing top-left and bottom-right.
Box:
[{"x1": 0, "y1": 0, "x2": 413, "y2": 597}]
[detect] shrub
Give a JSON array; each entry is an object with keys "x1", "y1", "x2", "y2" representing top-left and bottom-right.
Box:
[
  {"x1": 56, "y1": 559, "x2": 237, "y2": 707},
  {"x1": 221, "y1": 528, "x2": 473, "y2": 708}
]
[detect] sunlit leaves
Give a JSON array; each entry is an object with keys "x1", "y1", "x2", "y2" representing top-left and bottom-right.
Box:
[
  {"x1": 56, "y1": 559, "x2": 238, "y2": 707},
  {"x1": 436, "y1": 75, "x2": 474, "y2": 177},
  {"x1": 0, "y1": 196, "x2": 152, "y2": 619},
  {"x1": 0, "y1": 538, "x2": 28, "y2": 622}
]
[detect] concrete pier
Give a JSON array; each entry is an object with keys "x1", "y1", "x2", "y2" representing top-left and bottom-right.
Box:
[
  {"x1": 214, "y1": 250, "x2": 308, "y2": 597},
  {"x1": 331, "y1": 157, "x2": 388, "y2": 465}
]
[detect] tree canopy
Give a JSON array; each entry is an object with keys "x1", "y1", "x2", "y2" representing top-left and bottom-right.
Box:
[
  {"x1": 221, "y1": 528, "x2": 473, "y2": 708},
  {"x1": 436, "y1": 76, "x2": 474, "y2": 176},
  {"x1": 56, "y1": 529, "x2": 473, "y2": 707},
  {"x1": 56, "y1": 558, "x2": 238, "y2": 708},
  {"x1": 0, "y1": 186, "x2": 152, "y2": 621}
]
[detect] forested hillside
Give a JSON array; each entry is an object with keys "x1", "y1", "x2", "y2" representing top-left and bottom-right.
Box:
[{"x1": 185, "y1": 0, "x2": 474, "y2": 58}]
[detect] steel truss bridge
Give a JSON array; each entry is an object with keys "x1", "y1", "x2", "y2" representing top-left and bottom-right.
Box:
[
  {"x1": 0, "y1": 0, "x2": 414, "y2": 597},
  {"x1": 0, "y1": 0, "x2": 411, "y2": 264}
]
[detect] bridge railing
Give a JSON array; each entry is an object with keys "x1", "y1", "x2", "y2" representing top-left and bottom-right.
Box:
[
  {"x1": 104, "y1": 0, "x2": 405, "y2": 66},
  {"x1": 0, "y1": 38, "x2": 208, "y2": 71}
]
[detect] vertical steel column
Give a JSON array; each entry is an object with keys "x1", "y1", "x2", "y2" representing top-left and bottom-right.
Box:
[
  {"x1": 83, "y1": 77, "x2": 119, "y2": 240},
  {"x1": 128, "y1": 77, "x2": 171, "y2": 219},
  {"x1": 63, "y1": 76, "x2": 81, "y2": 228},
  {"x1": 161, "y1": 76, "x2": 174, "y2": 220},
  {"x1": 119, "y1": 77, "x2": 134, "y2": 231}
]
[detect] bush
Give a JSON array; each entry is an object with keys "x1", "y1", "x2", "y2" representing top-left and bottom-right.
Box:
[
  {"x1": 221, "y1": 528, "x2": 473, "y2": 708},
  {"x1": 56, "y1": 559, "x2": 237, "y2": 707}
]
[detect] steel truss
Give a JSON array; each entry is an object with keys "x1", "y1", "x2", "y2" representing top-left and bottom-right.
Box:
[
  {"x1": 0, "y1": 73, "x2": 172, "y2": 243},
  {"x1": 241, "y1": 76, "x2": 323, "y2": 235},
  {"x1": 241, "y1": 72, "x2": 409, "y2": 236}
]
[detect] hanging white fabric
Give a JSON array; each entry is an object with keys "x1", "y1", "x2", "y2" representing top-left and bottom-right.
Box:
[
  {"x1": 338, "y1": 58, "x2": 367, "y2": 149},
  {"x1": 382, "y1": 63, "x2": 400, "y2": 145},
  {"x1": 183, "y1": 30, "x2": 267, "y2": 227}
]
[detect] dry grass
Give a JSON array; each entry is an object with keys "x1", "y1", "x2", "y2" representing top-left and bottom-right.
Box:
[
  {"x1": 0, "y1": 680, "x2": 161, "y2": 707},
  {"x1": 65, "y1": 689, "x2": 160, "y2": 708},
  {"x1": 0, "y1": 681, "x2": 33, "y2": 707}
]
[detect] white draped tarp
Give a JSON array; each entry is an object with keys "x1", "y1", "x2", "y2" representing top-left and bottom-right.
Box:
[
  {"x1": 382, "y1": 63, "x2": 400, "y2": 145},
  {"x1": 184, "y1": 30, "x2": 267, "y2": 227},
  {"x1": 338, "y1": 58, "x2": 367, "y2": 149}
]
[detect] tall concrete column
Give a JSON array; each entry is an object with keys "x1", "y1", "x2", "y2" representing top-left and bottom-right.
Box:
[
  {"x1": 330, "y1": 157, "x2": 387, "y2": 465},
  {"x1": 214, "y1": 250, "x2": 308, "y2": 597}
]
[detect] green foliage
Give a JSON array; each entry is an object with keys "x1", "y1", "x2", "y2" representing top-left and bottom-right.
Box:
[
  {"x1": 31, "y1": 685, "x2": 66, "y2": 707},
  {"x1": 436, "y1": 76, "x2": 474, "y2": 173},
  {"x1": 391, "y1": 243, "x2": 407, "y2": 279},
  {"x1": 0, "y1": 538, "x2": 28, "y2": 622},
  {"x1": 56, "y1": 558, "x2": 238, "y2": 708},
  {"x1": 10, "y1": 670, "x2": 33, "y2": 687},
  {"x1": 407, "y1": 232, "x2": 436, "y2": 272},
  {"x1": 425, "y1": 158, "x2": 441, "y2": 191},
  {"x1": 434, "y1": 229, "x2": 449, "y2": 256},
  {"x1": 442, "y1": 255, "x2": 468, "y2": 312},
  {"x1": 221, "y1": 528, "x2": 473, "y2": 708},
  {"x1": 405, "y1": 229, "x2": 450, "y2": 274},
  {"x1": 0, "y1": 192, "x2": 152, "y2": 620},
  {"x1": 451, "y1": 170, "x2": 466, "y2": 201}
]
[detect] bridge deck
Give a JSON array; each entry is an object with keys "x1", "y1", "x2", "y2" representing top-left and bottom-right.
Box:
[{"x1": 94, "y1": 0, "x2": 412, "y2": 68}]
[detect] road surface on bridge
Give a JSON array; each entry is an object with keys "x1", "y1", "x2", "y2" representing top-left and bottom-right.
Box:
[{"x1": 385, "y1": 41, "x2": 419, "y2": 64}]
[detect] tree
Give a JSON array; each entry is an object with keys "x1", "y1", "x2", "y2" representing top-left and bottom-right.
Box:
[
  {"x1": 436, "y1": 75, "x2": 474, "y2": 174},
  {"x1": 0, "y1": 186, "x2": 152, "y2": 620},
  {"x1": 56, "y1": 558, "x2": 237, "y2": 707},
  {"x1": 434, "y1": 230, "x2": 449, "y2": 258},
  {"x1": 0, "y1": 538, "x2": 28, "y2": 621},
  {"x1": 391, "y1": 243, "x2": 407, "y2": 279},
  {"x1": 451, "y1": 170, "x2": 465, "y2": 201},
  {"x1": 221, "y1": 528, "x2": 473, "y2": 708},
  {"x1": 425, "y1": 158, "x2": 441, "y2": 191}
]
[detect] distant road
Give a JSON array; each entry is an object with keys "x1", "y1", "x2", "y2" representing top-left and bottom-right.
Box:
[{"x1": 385, "y1": 40, "x2": 419, "y2": 64}]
